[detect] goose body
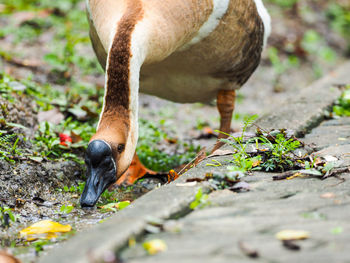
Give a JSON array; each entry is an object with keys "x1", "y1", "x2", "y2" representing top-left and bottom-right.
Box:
[{"x1": 80, "y1": 0, "x2": 271, "y2": 206}]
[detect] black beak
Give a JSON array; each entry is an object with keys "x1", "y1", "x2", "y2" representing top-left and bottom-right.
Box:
[
  {"x1": 80, "y1": 168, "x2": 110, "y2": 207},
  {"x1": 80, "y1": 140, "x2": 117, "y2": 208}
]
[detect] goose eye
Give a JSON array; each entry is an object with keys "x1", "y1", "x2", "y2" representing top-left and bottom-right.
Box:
[{"x1": 117, "y1": 144, "x2": 125, "y2": 153}]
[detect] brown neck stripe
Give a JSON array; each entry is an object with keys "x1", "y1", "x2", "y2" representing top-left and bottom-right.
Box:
[{"x1": 103, "y1": 0, "x2": 144, "y2": 114}]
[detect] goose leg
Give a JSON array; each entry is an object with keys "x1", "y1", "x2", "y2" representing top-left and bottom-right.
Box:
[
  {"x1": 213, "y1": 90, "x2": 236, "y2": 152},
  {"x1": 116, "y1": 153, "x2": 156, "y2": 185}
]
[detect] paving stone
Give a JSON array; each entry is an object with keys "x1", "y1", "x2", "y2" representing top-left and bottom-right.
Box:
[
  {"x1": 303, "y1": 122, "x2": 350, "y2": 151},
  {"x1": 121, "y1": 172, "x2": 350, "y2": 263},
  {"x1": 251, "y1": 62, "x2": 350, "y2": 136}
]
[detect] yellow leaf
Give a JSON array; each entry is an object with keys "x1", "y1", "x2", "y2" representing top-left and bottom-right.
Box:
[
  {"x1": 143, "y1": 239, "x2": 167, "y2": 255},
  {"x1": 20, "y1": 220, "x2": 72, "y2": 241},
  {"x1": 252, "y1": 160, "x2": 261, "y2": 167},
  {"x1": 287, "y1": 173, "x2": 302, "y2": 180},
  {"x1": 275, "y1": 230, "x2": 310, "y2": 241}
]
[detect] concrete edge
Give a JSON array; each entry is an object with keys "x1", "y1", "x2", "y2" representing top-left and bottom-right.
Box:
[
  {"x1": 39, "y1": 163, "x2": 213, "y2": 263},
  {"x1": 40, "y1": 62, "x2": 350, "y2": 263},
  {"x1": 251, "y1": 61, "x2": 350, "y2": 136}
]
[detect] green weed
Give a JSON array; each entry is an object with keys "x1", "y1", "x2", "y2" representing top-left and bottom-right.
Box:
[
  {"x1": 333, "y1": 85, "x2": 350, "y2": 116},
  {"x1": 0, "y1": 206, "x2": 19, "y2": 227},
  {"x1": 60, "y1": 205, "x2": 74, "y2": 214},
  {"x1": 218, "y1": 116, "x2": 302, "y2": 174},
  {"x1": 189, "y1": 188, "x2": 210, "y2": 210},
  {"x1": 137, "y1": 119, "x2": 200, "y2": 172}
]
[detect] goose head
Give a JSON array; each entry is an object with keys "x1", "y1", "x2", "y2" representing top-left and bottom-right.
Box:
[
  {"x1": 80, "y1": 140, "x2": 117, "y2": 207},
  {"x1": 80, "y1": 113, "x2": 135, "y2": 207}
]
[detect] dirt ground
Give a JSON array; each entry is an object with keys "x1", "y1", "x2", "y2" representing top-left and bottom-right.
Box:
[{"x1": 0, "y1": 0, "x2": 349, "y2": 262}]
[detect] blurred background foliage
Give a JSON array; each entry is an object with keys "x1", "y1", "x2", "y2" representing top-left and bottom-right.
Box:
[{"x1": 0, "y1": 0, "x2": 349, "y2": 168}]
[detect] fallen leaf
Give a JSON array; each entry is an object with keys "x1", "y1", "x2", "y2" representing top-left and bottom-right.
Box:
[
  {"x1": 320, "y1": 192, "x2": 335, "y2": 199},
  {"x1": 194, "y1": 148, "x2": 207, "y2": 166},
  {"x1": 20, "y1": 220, "x2": 71, "y2": 241},
  {"x1": 238, "y1": 241, "x2": 259, "y2": 258},
  {"x1": 176, "y1": 182, "x2": 197, "y2": 187},
  {"x1": 282, "y1": 240, "x2": 300, "y2": 251},
  {"x1": 37, "y1": 108, "x2": 64, "y2": 125},
  {"x1": 287, "y1": 172, "x2": 303, "y2": 180},
  {"x1": 70, "y1": 131, "x2": 82, "y2": 143},
  {"x1": 275, "y1": 230, "x2": 310, "y2": 241},
  {"x1": 68, "y1": 106, "x2": 88, "y2": 120},
  {"x1": 207, "y1": 149, "x2": 234, "y2": 158},
  {"x1": 314, "y1": 157, "x2": 325, "y2": 166},
  {"x1": 81, "y1": 105, "x2": 99, "y2": 118},
  {"x1": 99, "y1": 201, "x2": 131, "y2": 212},
  {"x1": 165, "y1": 138, "x2": 178, "y2": 144},
  {"x1": 299, "y1": 169, "x2": 323, "y2": 176},
  {"x1": 143, "y1": 239, "x2": 167, "y2": 255},
  {"x1": 324, "y1": 155, "x2": 338, "y2": 162},
  {"x1": 195, "y1": 126, "x2": 216, "y2": 139},
  {"x1": 15, "y1": 198, "x2": 26, "y2": 208},
  {"x1": 28, "y1": 156, "x2": 43, "y2": 163},
  {"x1": 167, "y1": 170, "x2": 179, "y2": 182},
  {"x1": 231, "y1": 182, "x2": 250, "y2": 192},
  {"x1": 0, "y1": 250, "x2": 21, "y2": 263}
]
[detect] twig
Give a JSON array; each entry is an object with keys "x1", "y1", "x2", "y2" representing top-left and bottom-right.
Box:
[
  {"x1": 272, "y1": 171, "x2": 298, "y2": 180},
  {"x1": 178, "y1": 147, "x2": 207, "y2": 175}
]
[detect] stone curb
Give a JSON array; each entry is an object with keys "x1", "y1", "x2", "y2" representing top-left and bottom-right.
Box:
[
  {"x1": 39, "y1": 164, "x2": 212, "y2": 263},
  {"x1": 252, "y1": 61, "x2": 350, "y2": 136},
  {"x1": 40, "y1": 62, "x2": 350, "y2": 263}
]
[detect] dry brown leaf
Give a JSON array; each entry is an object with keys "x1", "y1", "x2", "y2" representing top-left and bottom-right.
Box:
[
  {"x1": 81, "y1": 105, "x2": 99, "y2": 118},
  {"x1": 167, "y1": 170, "x2": 179, "y2": 182},
  {"x1": 70, "y1": 131, "x2": 82, "y2": 143},
  {"x1": 320, "y1": 192, "x2": 335, "y2": 199},
  {"x1": 194, "y1": 147, "x2": 207, "y2": 166},
  {"x1": 207, "y1": 149, "x2": 234, "y2": 158}
]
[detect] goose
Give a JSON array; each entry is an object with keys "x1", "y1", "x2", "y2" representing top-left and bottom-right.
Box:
[{"x1": 80, "y1": 0, "x2": 271, "y2": 207}]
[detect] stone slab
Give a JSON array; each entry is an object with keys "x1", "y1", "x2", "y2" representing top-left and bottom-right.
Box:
[{"x1": 251, "y1": 61, "x2": 350, "y2": 136}]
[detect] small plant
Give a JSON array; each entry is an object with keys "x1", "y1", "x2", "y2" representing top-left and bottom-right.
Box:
[
  {"x1": 217, "y1": 115, "x2": 261, "y2": 174},
  {"x1": 189, "y1": 188, "x2": 210, "y2": 210},
  {"x1": 99, "y1": 200, "x2": 130, "y2": 212},
  {"x1": 60, "y1": 205, "x2": 74, "y2": 214},
  {"x1": 0, "y1": 206, "x2": 19, "y2": 227},
  {"x1": 259, "y1": 133, "x2": 301, "y2": 172},
  {"x1": 333, "y1": 85, "x2": 350, "y2": 117},
  {"x1": 0, "y1": 132, "x2": 24, "y2": 163},
  {"x1": 218, "y1": 115, "x2": 302, "y2": 174}
]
